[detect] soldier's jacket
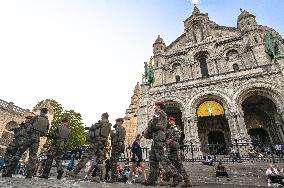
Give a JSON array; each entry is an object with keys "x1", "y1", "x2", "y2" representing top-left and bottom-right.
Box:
[
  {"x1": 111, "y1": 124, "x2": 126, "y2": 144},
  {"x1": 166, "y1": 124, "x2": 181, "y2": 143},
  {"x1": 166, "y1": 124, "x2": 182, "y2": 159},
  {"x1": 26, "y1": 115, "x2": 49, "y2": 136},
  {"x1": 147, "y1": 110, "x2": 168, "y2": 143},
  {"x1": 147, "y1": 110, "x2": 167, "y2": 132},
  {"x1": 89, "y1": 120, "x2": 112, "y2": 141},
  {"x1": 49, "y1": 125, "x2": 70, "y2": 142}
]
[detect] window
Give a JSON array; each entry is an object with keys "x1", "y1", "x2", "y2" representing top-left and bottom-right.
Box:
[
  {"x1": 254, "y1": 36, "x2": 258, "y2": 43},
  {"x1": 233, "y1": 63, "x2": 239, "y2": 72},
  {"x1": 199, "y1": 56, "x2": 209, "y2": 78},
  {"x1": 176, "y1": 75, "x2": 180, "y2": 83},
  {"x1": 226, "y1": 49, "x2": 239, "y2": 61}
]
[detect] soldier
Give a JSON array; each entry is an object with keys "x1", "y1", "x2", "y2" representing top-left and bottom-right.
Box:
[
  {"x1": 166, "y1": 116, "x2": 192, "y2": 187},
  {"x1": 2, "y1": 115, "x2": 34, "y2": 177},
  {"x1": 142, "y1": 101, "x2": 183, "y2": 187},
  {"x1": 68, "y1": 112, "x2": 111, "y2": 183},
  {"x1": 110, "y1": 118, "x2": 126, "y2": 182},
  {"x1": 2, "y1": 108, "x2": 49, "y2": 178},
  {"x1": 39, "y1": 118, "x2": 70, "y2": 179}
]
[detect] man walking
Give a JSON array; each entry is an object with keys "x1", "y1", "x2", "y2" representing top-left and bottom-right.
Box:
[
  {"x1": 166, "y1": 116, "x2": 192, "y2": 187},
  {"x1": 39, "y1": 118, "x2": 70, "y2": 179},
  {"x1": 142, "y1": 101, "x2": 182, "y2": 187},
  {"x1": 2, "y1": 108, "x2": 49, "y2": 178},
  {"x1": 110, "y1": 118, "x2": 126, "y2": 182},
  {"x1": 68, "y1": 112, "x2": 111, "y2": 183}
]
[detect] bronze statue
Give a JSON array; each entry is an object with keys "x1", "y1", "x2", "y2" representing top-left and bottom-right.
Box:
[{"x1": 264, "y1": 30, "x2": 283, "y2": 62}]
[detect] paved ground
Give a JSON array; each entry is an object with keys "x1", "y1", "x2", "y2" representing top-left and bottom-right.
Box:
[{"x1": 0, "y1": 175, "x2": 268, "y2": 188}]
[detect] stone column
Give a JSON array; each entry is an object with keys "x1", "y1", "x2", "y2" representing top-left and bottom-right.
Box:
[
  {"x1": 227, "y1": 111, "x2": 251, "y2": 156},
  {"x1": 184, "y1": 115, "x2": 202, "y2": 158}
]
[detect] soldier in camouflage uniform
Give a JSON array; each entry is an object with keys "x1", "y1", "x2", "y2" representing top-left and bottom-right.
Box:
[
  {"x1": 142, "y1": 101, "x2": 182, "y2": 187},
  {"x1": 68, "y1": 112, "x2": 111, "y2": 183},
  {"x1": 166, "y1": 116, "x2": 192, "y2": 187},
  {"x1": 2, "y1": 115, "x2": 34, "y2": 177},
  {"x1": 110, "y1": 118, "x2": 126, "y2": 182},
  {"x1": 39, "y1": 118, "x2": 70, "y2": 179},
  {"x1": 2, "y1": 108, "x2": 49, "y2": 178}
]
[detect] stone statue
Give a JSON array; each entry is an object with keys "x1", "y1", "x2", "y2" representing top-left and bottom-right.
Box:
[
  {"x1": 264, "y1": 30, "x2": 283, "y2": 62},
  {"x1": 142, "y1": 62, "x2": 155, "y2": 86}
]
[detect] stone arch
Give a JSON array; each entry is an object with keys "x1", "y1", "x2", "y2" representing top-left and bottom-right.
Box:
[
  {"x1": 150, "y1": 95, "x2": 186, "y2": 112},
  {"x1": 188, "y1": 90, "x2": 233, "y2": 117},
  {"x1": 5, "y1": 121, "x2": 18, "y2": 131},
  {"x1": 233, "y1": 82, "x2": 284, "y2": 116}
]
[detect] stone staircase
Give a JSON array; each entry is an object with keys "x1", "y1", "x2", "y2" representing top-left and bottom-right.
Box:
[{"x1": 184, "y1": 162, "x2": 271, "y2": 187}]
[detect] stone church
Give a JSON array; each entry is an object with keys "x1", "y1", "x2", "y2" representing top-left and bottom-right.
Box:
[{"x1": 137, "y1": 7, "x2": 284, "y2": 155}]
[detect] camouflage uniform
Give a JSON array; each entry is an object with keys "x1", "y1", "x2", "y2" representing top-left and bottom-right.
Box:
[
  {"x1": 71, "y1": 119, "x2": 111, "y2": 182},
  {"x1": 166, "y1": 124, "x2": 192, "y2": 187},
  {"x1": 40, "y1": 124, "x2": 70, "y2": 179},
  {"x1": 3, "y1": 123, "x2": 29, "y2": 176},
  {"x1": 110, "y1": 121, "x2": 126, "y2": 181},
  {"x1": 144, "y1": 110, "x2": 181, "y2": 185},
  {"x1": 2, "y1": 114, "x2": 49, "y2": 178}
]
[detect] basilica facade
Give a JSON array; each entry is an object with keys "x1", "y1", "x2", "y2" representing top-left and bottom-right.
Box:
[{"x1": 137, "y1": 7, "x2": 284, "y2": 155}]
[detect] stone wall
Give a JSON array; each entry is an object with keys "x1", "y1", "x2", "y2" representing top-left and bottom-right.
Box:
[{"x1": 123, "y1": 83, "x2": 141, "y2": 145}]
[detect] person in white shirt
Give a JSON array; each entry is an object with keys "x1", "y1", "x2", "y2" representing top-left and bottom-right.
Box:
[{"x1": 266, "y1": 164, "x2": 284, "y2": 186}]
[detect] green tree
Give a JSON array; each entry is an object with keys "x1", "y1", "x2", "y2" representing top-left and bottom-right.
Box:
[
  {"x1": 62, "y1": 110, "x2": 86, "y2": 150},
  {"x1": 34, "y1": 99, "x2": 86, "y2": 150}
]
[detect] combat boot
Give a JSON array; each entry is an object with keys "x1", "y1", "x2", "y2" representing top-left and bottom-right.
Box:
[
  {"x1": 91, "y1": 176, "x2": 101, "y2": 183},
  {"x1": 66, "y1": 171, "x2": 77, "y2": 178},
  {"x1": 141, "y1": 181, "x2": 156, "y2": 186},
  {"x1": 2, "y1": 172, "x2": 12, "y2": 178},
  {"x1": 57, "y1": 170, "x2": 64, "y2": 180},
  {"x1": 2, "y1": 169, "x2": 12, "y2": 177},
  {"x1": 181, "y1": 180, "x2": 193, "y2": 187},
  {"x1": 170, "y1": 174, "x2": 183, "y2": 187},
  {"x1": 39, "y1": 175, "x2": 48, "y2": 179}
]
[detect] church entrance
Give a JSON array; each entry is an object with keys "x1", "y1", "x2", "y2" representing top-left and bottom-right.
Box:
[
  {"x1": 248, "y1": 128, "x2": 270, "y2": 148},
  {"x1": 208, "y1": 131, "x2": 226, "y2": 155},
  {"x1": 242, "y1": 95, "x2": 284, "y2": 149},
  {"x1": 197, "y1": 100, "x2": 231, "y2": 155}
]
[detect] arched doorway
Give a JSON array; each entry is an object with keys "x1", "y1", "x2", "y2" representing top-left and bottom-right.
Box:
[
  {"x1": 197, "y1": 100, "x2": 231, "y2": 154},
  {"x1": 208, "y1": 131, "x2": 226, "y2": 155},
  {"x1": 242, "y1": 95, "x2": 284, "y2": 148},
  {"x1": 164, "y1": 101, "x2": 184, "y2": 148},
  {"x1": 248, "y1": 128, "x2": 270, "y2": 148}
]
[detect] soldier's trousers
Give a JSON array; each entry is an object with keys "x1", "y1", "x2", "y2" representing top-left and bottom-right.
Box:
[
  {"x1": 168, "y1": 142, "x2": 191, "y2": 182},
  {"x1": 42, "y1": 141, "x2": 65, "y2": 177},
  {"x1": 110, "y1": 144, "x2": 121, "y2": 180},
  {"x1": 4, "y1": 132, "x2": 40, "y2": 176},
  {"x1": 147, "y1": 141, "x2": 180, "y2": 183},
  {"x1": 73, "y1": 141, "x2": 105, "y2": 179}
]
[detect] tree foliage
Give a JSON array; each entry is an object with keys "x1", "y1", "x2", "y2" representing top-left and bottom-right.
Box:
[{"x1": 34, "y1": 99, "x2": 86, "y2": 150}]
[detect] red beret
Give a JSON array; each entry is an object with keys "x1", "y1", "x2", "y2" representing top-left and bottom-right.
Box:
[
  {"x1": 168, "y1": 116, "x2": 176, "y2": 121},
  {"x1": 101, "y1": 112, "x2": 109, "y2": 118},
  {"x1": 154, "y1": 101, "x2": 164, "y2": 107},
  {"x1": 25, "y1": 115, "x2": 34, "y2": 119},
  {"x1": 115, "y1": 118, "x2": 124, "y2": 123}
]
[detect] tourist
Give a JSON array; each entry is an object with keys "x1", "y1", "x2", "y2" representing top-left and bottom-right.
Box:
[
  {"x1": 127, "y1": 134, "x2": 147, "y2": 184},
  {"x1": 275, "y1": 143, "x2": 283, "y2": 157},
  {"x1": 67, "y1": 154, "x2": 75, "y2": 172},
  {"x1": 266, "y1": 164, "x2": 284, "y2": 186},
  {"x1": 203, "y1": 155, "x2": 214, "y2": 166},
  {"x1": 216, "y1": 162, "x2": 230, "y2": 180}
]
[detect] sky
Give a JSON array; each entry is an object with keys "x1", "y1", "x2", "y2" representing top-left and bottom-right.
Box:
[{"x1": 0, "y1": 0, "x2": 283, "y2": 126}]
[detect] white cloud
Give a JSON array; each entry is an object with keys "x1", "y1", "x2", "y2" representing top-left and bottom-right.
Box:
[{"x1": 190, "y1": 0, "x2": 200, "y2": 5}]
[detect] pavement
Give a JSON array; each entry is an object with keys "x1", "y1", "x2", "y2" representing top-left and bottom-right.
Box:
[{"x1": 0, "y1": 175, "x2": 269, "y2": 188}]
